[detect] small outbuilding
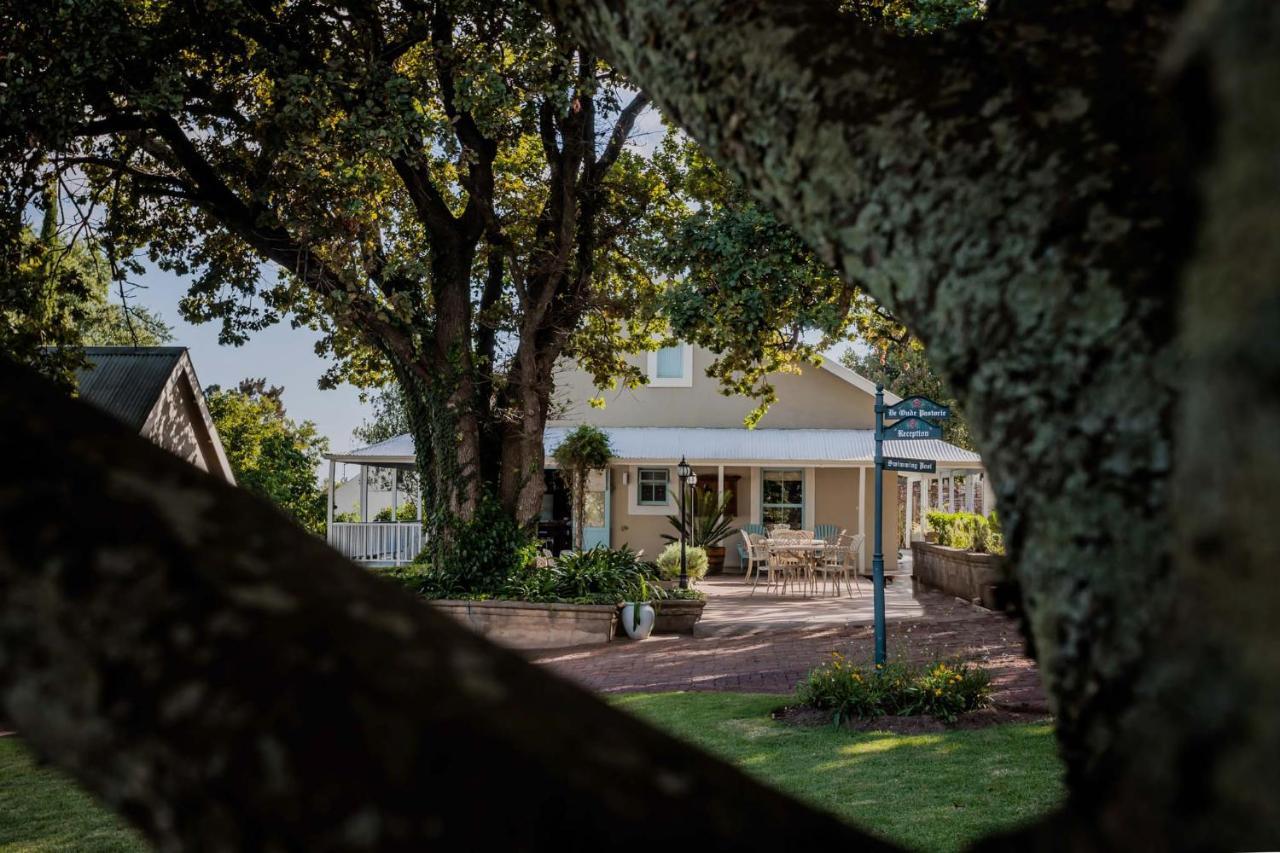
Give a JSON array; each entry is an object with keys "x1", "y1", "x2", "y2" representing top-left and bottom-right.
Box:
[{"x1": 76, "y1": 346, "x2": 236, "y2": 484}]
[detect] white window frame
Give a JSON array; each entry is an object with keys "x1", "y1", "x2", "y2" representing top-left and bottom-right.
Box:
[
  {"x1": 637, "y1": 468, "x2": 669, "y2": 506},
  {"x1": 627, "y1": 465, "x2": 675, "y2": 516},
  {"x1": 646, "y1": 343, "x2": 693, "y2": 387}
]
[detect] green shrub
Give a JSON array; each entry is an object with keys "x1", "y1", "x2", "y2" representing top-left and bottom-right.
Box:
[
  {"x1": 371, "y1": 563, "x2": 434, "y2": 595},
  {"x1": 656, "y1": 542, "x2": 708, "y2": 581},
  {"x1": 926, "y1": 511, "x2": 998, "y2": 552},
  {"x1": 425, "y1": 496, "x2": 539, "y2": 597},
  {"x1": 797, "y1": 653, "x2": 991, "y2": 724},
  {"x1": 374, "y1": 502, "x2": 419, "y2": 522},
  {"x1": 499, "y1": 545, "x2": 659, "y2": 606}
]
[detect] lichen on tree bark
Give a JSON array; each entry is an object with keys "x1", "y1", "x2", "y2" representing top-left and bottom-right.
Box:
[{"x1": 548, "y1": 0, "x2": 1279, "y2": 844}]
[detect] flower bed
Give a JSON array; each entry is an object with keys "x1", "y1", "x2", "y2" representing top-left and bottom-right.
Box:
[
  {"x1": 797, "y1": 653, "x2": 991, "y2": 725},
  {"x1": 373, "y1": 544, "x2": 706, "y2": 645}
]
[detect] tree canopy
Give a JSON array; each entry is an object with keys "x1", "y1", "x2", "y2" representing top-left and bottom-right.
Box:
[
  {"x1": 206, "y1": 379, "x2": 330, "y2": 535},
  {"x1": 0, "y1": 0, "x2": 676, "y2": 568},
  {"x1": 841, "y1": 342, "x2": 972, "y2": 449},
  {"x1": 1, "y1": 184, "x2": 170, "y2": 387}
]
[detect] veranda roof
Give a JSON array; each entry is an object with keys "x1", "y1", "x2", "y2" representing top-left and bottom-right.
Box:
[{"x1": 327, "y1": 427, "x2": 981, "y2": 468}]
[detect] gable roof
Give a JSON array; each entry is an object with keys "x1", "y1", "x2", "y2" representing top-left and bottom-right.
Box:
[
  {"x1": 818, "y1": 355, "x2": 902, "y2": 404},
  {"x1": 76, "y1": 347, "x2": 236, "y2": 483},
  {"x1": 76, "y1": 347, "x2": 187, "y2": 430}
]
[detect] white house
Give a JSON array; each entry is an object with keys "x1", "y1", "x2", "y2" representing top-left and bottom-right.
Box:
[{"x1": 324, "y1": 343, "x2": 987, "y2": 567}]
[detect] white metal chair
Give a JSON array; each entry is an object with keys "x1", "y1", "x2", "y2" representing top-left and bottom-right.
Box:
[
  {"x1": 750, "y1": 533, "x2": 790, "y2": 595},
  {"x1": 815, "y1": 533, "x2": 862, "y2": 597}
]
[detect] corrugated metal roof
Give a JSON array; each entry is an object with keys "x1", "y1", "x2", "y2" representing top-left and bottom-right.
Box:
[
  {"x1": 330, "y1": 427, "x2": 981, "y2": 466},
  {"x1": 75, "y1": 347, "x2": 186, "y2": 430}
]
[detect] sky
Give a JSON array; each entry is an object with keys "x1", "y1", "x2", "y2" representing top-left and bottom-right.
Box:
[{"x1": 129, "y1": 264, "x2": 369, "y2": 458}]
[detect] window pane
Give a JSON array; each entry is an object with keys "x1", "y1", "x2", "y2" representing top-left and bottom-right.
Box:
[
  {"x1": 763, "y1": 506, "x2": 802, "y2": 528},
  {"x1": 639, "y1": 469, "x2": 668, "y2": 505},
  {"x1": 583, "y1": 492, "x2": 605, "y2": 527},
  {"x1": 655, "y1": 345, "x2": 684, "y2": 379},
  {"x1": 762, "y1": 469, "x2": 803, "y2": 528}
]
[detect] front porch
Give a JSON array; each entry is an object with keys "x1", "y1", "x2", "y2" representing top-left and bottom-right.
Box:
[{"x1": 322, "y1": 427, "x2": 991, "y2": 569}]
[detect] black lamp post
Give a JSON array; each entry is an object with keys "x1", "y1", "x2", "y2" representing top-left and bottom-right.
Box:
[{"x1": 676, "y1": 456, "x2": 693, "y2": 589}]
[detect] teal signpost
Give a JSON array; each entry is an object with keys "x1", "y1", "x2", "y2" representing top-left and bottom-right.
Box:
[
  {"x1": 872, "y1": 387, "x2": 950, "y2": 664},
  {"x1": 886, "y1": 396, "x2": 952, "y2": 421},
  {"x1": 883, "y1": 457, "x2": 936, "y2": 474},
  {"x1": 883, "y1": 418, "x2": 942, "y2": 441}
]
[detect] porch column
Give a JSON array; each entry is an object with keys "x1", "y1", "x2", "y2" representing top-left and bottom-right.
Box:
[
  {"x1": 904, "y1": 476, "x2": 914, "y2": 543},
  {"x1": 326, "y1": 458, "x2": 335, "y2": 538},
  {"x1": 717, "y1": 465, "x2": 724, "y2": 502},
  {"x1": 803, "y1": 467, "x2": 816, "y2": 531},
  {"x1": 391, "y1": 469, "x2": 399, "y2": 520},
  {"x1": 749, "y1": 467, "x2": 761, "y2": 525},
  {"x1": 360, "y1": 465, "x2": 369, "y2": 523},
  {"x1": 922, "y1": 473, "x2": 932, "y2": 531},
  {"x1": 966, "y1": 472, "x2": 976, "y2": 512},
  {"x1": 858, "y1": 466, "x2": 866, "y2": 571},
  {"x1": 982, "y1": 471, "x2": 996, "y2": 517}
]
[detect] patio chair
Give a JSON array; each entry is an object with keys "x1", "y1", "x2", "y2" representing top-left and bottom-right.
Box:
[
  {"x1": 736, "y1": 523, "x2": 768, "y2": 569},
  {"x1": 739, "y1": 529, "x2": 759, "y2": 583},
  {"x1": 764, "y1": 530, "x2": 812, "y2": 594},
  {"x1": 750, "y1": 533, "x2": 791, "y2": 596},
  {"x1": 814, "y1": 533, "x2": 862, "y2": 597},
  {"x1": 845, "y1": 534, "x2": 866, "y2": 595},
  {"x1": 815, "y1": 524, "x2": 842, "y2": 544}
]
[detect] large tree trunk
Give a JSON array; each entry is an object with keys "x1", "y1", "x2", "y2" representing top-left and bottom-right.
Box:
[
  {"x1": 0, "y1": 359, "x2": 893, "y2": 851},
  {"x1": 546, "y1": 0, "x2": 1279, "y2": 844}
]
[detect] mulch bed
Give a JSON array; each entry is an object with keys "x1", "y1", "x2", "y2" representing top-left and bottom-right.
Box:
[{"x1": 771, "y1": 703, "x2": 1051, "y2": 734}]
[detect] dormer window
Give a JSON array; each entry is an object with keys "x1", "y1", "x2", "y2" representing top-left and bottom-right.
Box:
[{"x1": 646, "y1": 343, "x2": 693, "y2": 387}]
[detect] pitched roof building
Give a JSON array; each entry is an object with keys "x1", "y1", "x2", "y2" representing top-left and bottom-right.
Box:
[{"x1": 76, "y1": 347, "x2": 235, "y2": 484}]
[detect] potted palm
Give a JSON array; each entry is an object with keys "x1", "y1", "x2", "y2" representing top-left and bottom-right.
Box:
[{"x1": 665, "y1": 489, "x2": 735, "y2": 575}]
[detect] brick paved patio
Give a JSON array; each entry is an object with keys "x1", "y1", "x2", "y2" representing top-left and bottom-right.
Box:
[{"x1": 530, "y1": 578, "x2": 1048, "y2": 712}]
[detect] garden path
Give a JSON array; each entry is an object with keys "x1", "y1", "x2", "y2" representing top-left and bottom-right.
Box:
[{"x1": 530, "y1": 579, "x2": 1047, "y2": 712}]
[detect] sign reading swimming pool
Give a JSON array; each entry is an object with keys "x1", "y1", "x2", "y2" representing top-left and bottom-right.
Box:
[
  {"x1": 886, "y1": 396, "x2": 952, "y2": 421},
  {"x1": 883, "y1": 457, "x2": 937, "y2": 473},
  {"x1": 882, "y1": 417, "x2": 942, "y2": 440}
]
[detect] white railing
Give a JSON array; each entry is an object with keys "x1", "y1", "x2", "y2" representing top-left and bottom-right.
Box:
[{"x1": 328, "y1": 522, "x2": 424, "y2": 565}]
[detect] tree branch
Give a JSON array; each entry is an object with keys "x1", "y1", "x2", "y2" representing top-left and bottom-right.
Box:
[
  {"x1": 0, "y1": 358, "x2": 890, "y2": 851},
  {"x1": 594, "y1": 91, "x2": 651, "y2": 180}
]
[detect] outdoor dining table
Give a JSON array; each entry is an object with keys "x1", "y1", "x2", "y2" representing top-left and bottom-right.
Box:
[{"x1": 763, "y1": 539, "x2": 829, "y2": 595}]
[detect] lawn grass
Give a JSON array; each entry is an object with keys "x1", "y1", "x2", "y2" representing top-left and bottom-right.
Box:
[
  {"x1": 0, "y1": 738, "x2": 144, "y2": 853},
  {"x1": 614, "y1": 692, "x2": 1065, "y2": 852},
  {"x1": 0, "y1": 694, "x2": 1063, "y2": 853}
]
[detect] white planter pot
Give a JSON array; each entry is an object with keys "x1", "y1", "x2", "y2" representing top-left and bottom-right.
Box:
[{"x1": 618, "y1": 602, "x2": 656, "y2": 640}]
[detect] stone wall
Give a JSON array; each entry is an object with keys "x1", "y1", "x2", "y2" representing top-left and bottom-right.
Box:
[{"x1": 910, "y1": 542, "x2": 1007, "y2": 610}]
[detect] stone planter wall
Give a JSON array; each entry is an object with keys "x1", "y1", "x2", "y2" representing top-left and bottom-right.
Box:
[
  {"x1": 430, "y1": 599, "x2": 617, "y2": 650},
  {"x1": 653, "y1": 599, "x2": 706, "y2": 634},
  {"x1": 910, "y1": 542, "x2": 1008, "y2": 610}
]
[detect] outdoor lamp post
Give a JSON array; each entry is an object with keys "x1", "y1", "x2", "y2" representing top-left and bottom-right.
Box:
[{"x1": 677, "y1": 456, "x2": 692, "y2": 589}]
